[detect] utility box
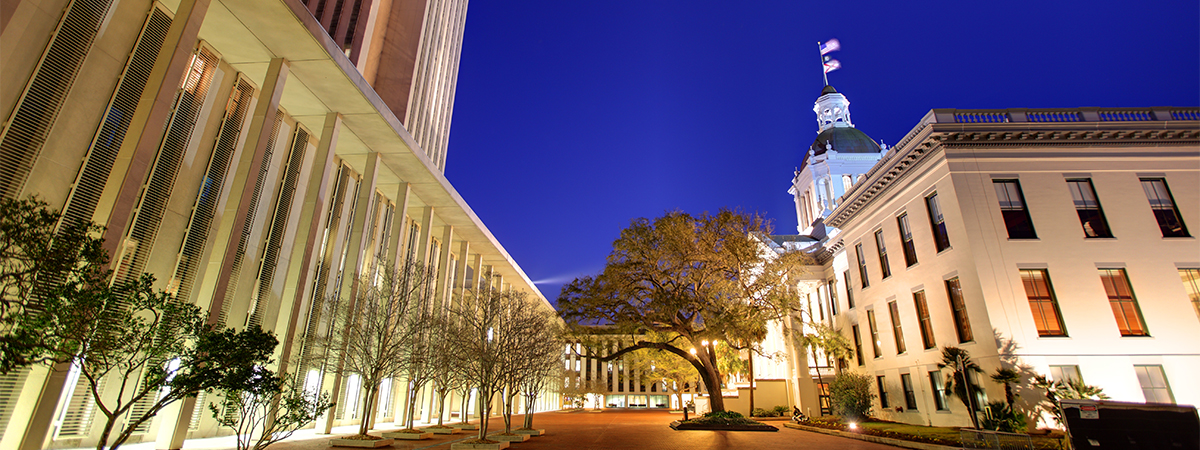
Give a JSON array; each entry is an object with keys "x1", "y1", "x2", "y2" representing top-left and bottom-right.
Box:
[{"x1": 1060, "y1": 399, "x2": 1199, "y2": 449}]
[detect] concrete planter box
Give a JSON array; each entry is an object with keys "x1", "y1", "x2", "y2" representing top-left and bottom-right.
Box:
[
  {"x1": 381, "y1": 430, "x2": 432, "y2": 440},
  {"x1": 489, "y1": 433, "x2": 531, "y2": 442},
  {"x1": 329, "y1": 437, "x2": 394, "y2": 448},
  {"x1": 514, "y1": 428, "x2": 544, "y2": 436},
  {"x1": 452, "y1": 423, "x2": 479, "y2": 430},
  {"x1": 670, "y1": 420, "x2": 778, "y2": 432},
  {"x1": 423, "y1": 425, "x2": 459, "y2": 434},
  {"x1": 450, "y1": 441, "x2": 509, "y2": 450}
]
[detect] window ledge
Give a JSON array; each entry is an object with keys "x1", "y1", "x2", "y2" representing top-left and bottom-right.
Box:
[
  {"x1": 1006, "y1": 238, "x2": 1040, "y2": 242},
  {"x1": 936, "y1": 247, "x2": 953, "y2": 254},
  {"x1": 1120, "y1": 335, "x2": 1154, "y2": 339},
  {"x1": 1083, "y1": 237, "x2": 1117, "y2": 241},
  {"x1": 1162, "y1": 236, "x2": 1195, "y2": 240},
  {"x1": 905, "y1": 263, "x2": 920, "y2": 270},
  {"x1": 1037, "y1": 335, "x2": 1071, "y2": 339}
]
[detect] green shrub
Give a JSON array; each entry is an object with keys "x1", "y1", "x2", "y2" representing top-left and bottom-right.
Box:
[
  {"x1": 752, "y1": 408, "x2": 771, "y2": 417},
  {"x1": 683, "y1": 410, "x2": 759, "y2": 426},
  {"x1": 981, "y1": 401, "x2": 1028, "y2": 433},
  {"x1": 829, "y1": 372, "x2": 876, "y2": 421},
  {"x1": 703, "y1": 410, "x2": 744, "y2": 419},
  {"x1": 772, "y1": 405, "x2": 789, "y2": 416}
]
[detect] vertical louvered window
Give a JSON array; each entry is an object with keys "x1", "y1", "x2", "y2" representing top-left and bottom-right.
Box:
[
  {"x1": 54, "y1": 364, "x2": 106, "y2": 438},
  {"x1": 217, "y1": 111, "x2": 284, "y2": 326},
  {"x1": 0, "y1": 369, "x2": 32, "y2": 437},
  {"x1": 248, "y1": 126, "x2": 310, "y2": 328},
  {"x1": 0, "y1": 0, "x2": 117, "y2": 199},
  {"x1": 169, "y1": 78, "x2": 254, "y2": 304}
]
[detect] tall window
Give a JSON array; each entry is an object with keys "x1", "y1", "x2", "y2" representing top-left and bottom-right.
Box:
[
  {"x1": 855, "y1": 243, "x2": 869, "y2": 288},
  {"x1": 851, "y1": 325, "x2": 864, "y2": 366},
  {"x1": 1100, "y1": 269, "x2": 1148, "y2": 336},
  {"x1": 994, "y1": 179, "x2": 1037, "y2": 239},
  {"x1": 827, "y1": 279, "x2": 839, "y2": 316},
  {"x1": 946, "y1": 277, "x2": 973, "y2": 343},
  {"x1": 1067, "y1": 179, "x2": 1112, "y2": 238},
  {"x1": 1020, "y1": 269, "x2": 1067, "y2": 337},
  {"x1": 1134, "y1": 365, "x2": 1174, "y2": 404},
  {"x1": 867, "y1": 310, "x2": 883, "y2": 358},
  {"x1": 888, "y1": 300, "x2": 906, "y2": 354},
  {"x1": 926, "y1": 193, "x2": 951, "y2": 251},
  {"x1": 928, "y1": 371, "x2": 948, "y2": 410},
  {"x1": 1141, "y1": 178, "x2": 1189, "y2": 237},
  {"x1": 913, "y1": 290, "x2": 936, "y2": 349},
  {"x1": 844, "y1": 270, "x2": 855, "y2": 309},
  {"x1": 1180, "y1": 269, "x2": 1200, "y2": 320},
  {"x1": 901, "y1": 374, "x2": 918, "y2": 410},
  {"x1": 875, "y1": 229, "x2": 891, "y2": 278},
  {"x1": 897, "y1": 213, "x2": 918, "y2": 267},
  {"x1": 877, "y1": 376, "x2": 889, "y2": 408}
]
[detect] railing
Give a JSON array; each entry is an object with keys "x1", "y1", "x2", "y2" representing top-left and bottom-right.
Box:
[
  {"x1": 960, "y1": 429, "x2": 1035, "y2": 450},
  {"x1": 932, "y1": 107, "x2": 1199, "y2": 124}
]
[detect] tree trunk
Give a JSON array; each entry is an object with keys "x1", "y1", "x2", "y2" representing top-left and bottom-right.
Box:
[
  {"x1": 748, "y1": 349, "x2": 755, "y2": 415},
  {"x1": 94, "y1": 413, "x2": 117, "y2": 450},
  {"x1": 475, "y1": 392, "x2": 490, "y2": 441},
  {"x1": 698, "y1": 356, "x2": 725, "y2": 413},
  {"x1": 436, "y1": 391, "x2": 448, "y2": 426},
  {"x1": 812, "y1": 361, "x2": 823, "y2": 416},
  {"x1": 502, "y1": 390, "x2": 514, "y2": 433},
  {"x1": 406, "y1": 385, "x2": 420, "y2": 429},
  {"x1": 459, "y1": 390, "x2": 470, "y2": 423},
  {"x1": 523, "y1": 393, "x2": 536, "y2": 428},
  {"x1": 359, "y1": 385, "x2": 377, "y2": 436}
]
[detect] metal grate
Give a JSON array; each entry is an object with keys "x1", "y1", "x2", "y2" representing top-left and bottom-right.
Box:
[
  {"x1": 59, "y1": 6, "x2": 172, "y2": 234},
  {"x1": 217, "y1": 111, "x2": 284, "y2": 326},
  {"x1": 296, "y1": 165, "x2": 349, "y2": 379},
  {"x1": 170, "y1": 78, "x2": 254, "y2": 305},
  {"x1": 188, "y1": 390, "x2": 207, "y2": 430},
  {"x1": 0, "y1": 0, "x2": 116, "y2": 199},
  {"x1": 248, "y1": 126, "x2": 310, "y2": 328}
]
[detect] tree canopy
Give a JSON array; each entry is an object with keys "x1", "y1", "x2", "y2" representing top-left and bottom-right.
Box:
[{"x1": 558, "y1": 209, "x2": 811, "y2": 412}]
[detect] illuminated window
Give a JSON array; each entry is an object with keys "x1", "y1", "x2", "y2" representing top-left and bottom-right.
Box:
[
  {"x1": 1099, "y1": 268, "x2": 1148, "y2": 336},
  {"x1": 1134, "y1": 365, "x2": 1174, "y2": 404},
  {"x1": 888, "y1": 300, "x2": 906, "y2": 354},
  {"x1": 875, "y1": 229, "x2": 891, "y2": 278},
  {"x1": 1141, "y1": 178, "x2": 1189, "y2": 237},
  {"x1": 946, "y1": 277, "x2": 973, "y2": 343},
  {"x1": 994, "y1": 180, "x2": 1037, "y2": 239},
  {"x1": 897, "y1": 213, "x2": 918, "y2": 267},
  {"x1": 913, "y1": 290, "x2": 935, "y2": 350},
  {"x1": 1066, "y1": 179, "x2": 1112, "y2": 238},
  {"x1": 1020, "y1": 269, "x2": 1067, "y2": 337},
  {"x1": 926, "y1": 193, "x2": 951, "y2": 251},
  {"x1": 1180, "y1": 269, "x2": 1200, "y2": 321},
  {"x1": 867, "y1": 310, "x2": 882, "y2": 359},
  {"x1": 855, "y1": 243, "x2": 869, "y2": 288},
  {"x1": 928, "y1": 371, "x2": 948, "y2": 411}
]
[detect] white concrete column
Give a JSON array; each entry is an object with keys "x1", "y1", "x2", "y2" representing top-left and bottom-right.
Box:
[
  {"x1": 435, "y1": 225, "x2": 454, "y2": 307},
  {"x1": 385, "y1": 182, "x2": 411, "y2": 271},
  {"x1": 415, "y1": 206, "x2": 434, "y2": 267}
]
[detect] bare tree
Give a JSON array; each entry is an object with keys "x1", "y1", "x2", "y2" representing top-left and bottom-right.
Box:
[
  {"x1": 425, "y1": 310, "x2": 462, "y2": 429},
  {"x1": 320, "y1": 258, "x2": 433, "y2": 437},
  {"x1": 517, "y1": 315, "x2": 562, "y2": 431},
  {"x1": 447, "y1": 285, "x2": 523, "y2": 442},
  {"x1": 396, "y1": 277, "x2": 440, "y2": 432},
  {"x1": 210, "y1": 371, "x2": 333, "y2": 450}
]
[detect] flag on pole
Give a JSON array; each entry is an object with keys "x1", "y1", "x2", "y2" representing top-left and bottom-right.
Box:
[
  {"x1": 823, "y1": 59, "x2": 841, "y2": 73},
  {"x1": 819, "y1": 38, "x2": 840, "y2": 55}
]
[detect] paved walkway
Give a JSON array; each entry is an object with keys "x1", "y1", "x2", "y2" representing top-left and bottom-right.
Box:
[{"x1": 77, "y1": 409, "x2": 901, "y2": 450}]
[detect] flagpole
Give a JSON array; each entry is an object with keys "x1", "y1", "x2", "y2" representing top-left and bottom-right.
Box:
[{"x1": 818, "y1": 41, "x2": 828, "y2": 86}]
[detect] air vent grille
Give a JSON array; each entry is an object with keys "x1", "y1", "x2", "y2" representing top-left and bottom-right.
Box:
[{"x1": 248, "y1": 127, "x2": 309, "y2": 328}]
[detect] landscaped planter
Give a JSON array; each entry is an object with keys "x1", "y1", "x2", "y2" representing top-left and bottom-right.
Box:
[
  {"x1": 424, "y1": 425, "x2": 459, "y2": 434},
  {"x1": 514, "y1": 428, "x2": 544, "y2": 436},
  {"x1": 450, "y1": 439, "x2": 510, "y2": 450},
  {"x1": 329, "y1": 436, "x2": 394, "y2": 448},
  {"x1": 488, "y1": 433, "x2": 531, "y2": 442},
  {"x1": 452, "y1": 423, "x2": 479, "y2": 430},
  {"x1": 670, "y1": 420, "x2": 778, "y2": 432},
  {"x1": 382, "y1": 429, "x2": 432, "y2": 440}
]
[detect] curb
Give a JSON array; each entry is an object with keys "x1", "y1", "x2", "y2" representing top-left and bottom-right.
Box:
[{"x1": 782, "y1": 422, "x2": 962, "y2": 450}]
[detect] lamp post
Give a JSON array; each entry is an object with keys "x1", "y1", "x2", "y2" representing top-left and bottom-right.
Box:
[{"x1": 957, "y1": 352, "x2": 979, "y2": 429}]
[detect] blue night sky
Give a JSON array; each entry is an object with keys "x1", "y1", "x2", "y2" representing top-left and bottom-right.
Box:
[{"x1": 444, "y1": 0, "x2": 1200, "y2": 303}]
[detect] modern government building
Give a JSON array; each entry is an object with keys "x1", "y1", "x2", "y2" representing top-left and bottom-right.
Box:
[
  {"x1": 2, "y1": 0, "x2": 1199, "y2": 446},
  {"x1": 0, "y1": 0, "x2": 557, "y2": 449}
]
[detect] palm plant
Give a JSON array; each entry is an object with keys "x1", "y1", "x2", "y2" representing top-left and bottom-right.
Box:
[
  {"x1": 938, "y1": 346, "x2": 983, "y2": 429},
  {"x1": 990, "y1": 367, "x2": 1021, "y2": 407}
]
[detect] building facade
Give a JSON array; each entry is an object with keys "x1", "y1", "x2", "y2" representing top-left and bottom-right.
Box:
[
  {"x1": 0, "y1": 0, "x2": 554, "y2": 449},
  {"x1": 783, "y1": 87, "x2": 1200, "y2": 428}
]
